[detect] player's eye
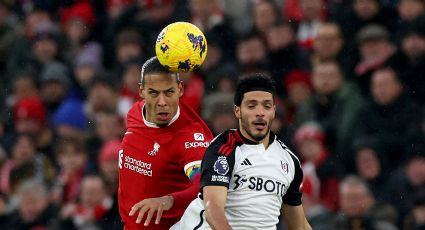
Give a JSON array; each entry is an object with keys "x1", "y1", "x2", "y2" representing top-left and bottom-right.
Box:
[
  {"x1": 264, "y1": 103, "x2": 272, "y2": 109},
  {"x1": 165, "y1": 90, "x2": 174, "y2": 97},
  {"x1": 247, "y1": 104, "x2": 256, "y2": 109},
  {"x1": 149, "y1": 91, "x2": 159, "y2": 97}
]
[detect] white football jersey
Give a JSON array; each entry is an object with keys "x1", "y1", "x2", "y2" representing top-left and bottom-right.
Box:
[{"x1": 171, "y1": 129, "x2": 303, "y2": 230}]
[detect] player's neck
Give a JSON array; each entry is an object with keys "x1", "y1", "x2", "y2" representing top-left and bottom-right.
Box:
[
  {"x1": 239, "y1": 128, "x2": 270, "y2": 149},
  {"x1": 259, "y1": 133, "x2": 270, "y2": 149}
]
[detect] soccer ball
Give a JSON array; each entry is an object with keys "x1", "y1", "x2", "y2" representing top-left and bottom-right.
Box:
[{"x1": 155, "y1": 22, "x2": 208, "y2": 72}]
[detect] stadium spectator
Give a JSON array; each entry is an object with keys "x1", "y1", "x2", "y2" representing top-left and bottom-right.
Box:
[
  {"x1": 355, "y1": 67, "x2": 422, "y2": 167},
  {"x1": 311, "y1": 22, "x2": 356, "y2": 78},
  {"x1": 52, "y1": 98, "x2": 88, "y2": 139},
  {"x1": 95, "y1": 112, "x2": 124, "y2": 143},
  {"x1": 73, "y1": 42, "x2": 104, "y2": 93},
  {"x1": 98, "y1": 139, "x2": 121, "y2": 196},
  {"x1": 40, "y1": 61, "x2": 72, "y2": 118},
  {"x1": 86, "y1": 75, "x2": 131, "y2": 119},
  {"x1": 113, "y1": 28, "x2": 145, "y2": 70},
  {"x1": 13, "y1": 96, "x2": 54, "y2": 152},
  {"x1": 333, "y1": 175, "x2": 398, "y2": 230},
  {"x1": 297, "y1": 0, "x2": 327, "y2": 50},
  {"x1": 30, "y1": 21, "x2": 63, "y2": 66},
  {"x1": 0, "y1": 134, "x2": 54, "y2": 196},
  {"x1": 283, "y1": 70, "x2": 312, "y2": 124},
  {"x1": 189, "y1": 0, "x2": 236, "y2": 61},
  {"x1": 397, "y1": 0, "x2": 425, "y2": 24},
  {"x1": 58, "y1": 175, "x2": 122, "y2": 229},
  {"x1": 250, "y1": 0, "x2": 281, "y2": 38},
  {"x1": 59, "y1": 1, "x2": 98, "y2": 65},
  {"x1": 390, "y1": 17, "x2": 425, "y2": 105},
  {"x1": 87, "y1": 111, "x2": 124, "y2": 165},
  {"x1": 336, "y1": 0, "x2": 398, "y2": 43},
  {"x1": 266, "y1": 23, "x2": 310, "y2": 95},
  {"x1": 296, "y1": 60, "x2": 365, "y2": 171},
  {"x1": 2, "y1": 179, "x2": 59, "y2": 229},
  {"x1": 353, "y1": 138, "x2": 390, "y2": 202},
  {"x1": 294, "y1": 122, "x2": 340, "y2": 211},
  {"x1": 236, "y1": 32, "x2": 269, "y2": 73},
  {"x1": 51, "y1": 137, "x2": 92, "y2": 204},
  {"x1": 120, "y1": 58, "x2": 143, "y2": 104},
  {"x1": 5, "y1": 8, "x2": 52, "y2": 80},
  {"x1": 178, "y1": 71, "x2": 205, "y2": 113},
  {"x1": 201, "y1": 92, "x2": 237, "y2": 135},
  {"x1": 403, "y1": 192, "x2": 425, "y2": 230},
  {"x1": 8, "y1": 71, "x2": 40, "y2": 108},
  {"x1": 354, "y1": 24, "x2": 396, "y2": 95},
  {"x1": 385, "y1": 153, "x2": 425, "y2": 223},
  {"x1": 202, "y1": 60, "x2": 239, "y2": 94}
]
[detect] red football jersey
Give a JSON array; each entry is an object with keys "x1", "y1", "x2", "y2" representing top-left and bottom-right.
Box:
[{"x1": 118, "y1": 101, "x2": 213, "y2": 230}]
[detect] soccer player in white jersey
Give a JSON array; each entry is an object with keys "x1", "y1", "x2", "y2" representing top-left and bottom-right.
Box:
[{"x1": 171, "y1": 74, "x2": 311, "y2": 230}]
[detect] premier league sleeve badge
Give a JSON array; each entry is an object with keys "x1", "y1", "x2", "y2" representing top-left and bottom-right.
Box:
[{"x1": 214, "y1": 156, "x2": 230, "y2": 176}]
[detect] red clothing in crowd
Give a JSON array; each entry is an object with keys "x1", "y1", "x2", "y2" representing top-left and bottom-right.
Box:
[
  {"x1": 180, "y1": 74, "x2": 205, "y2": 114},
  {"x1": 118, "y1": 101, "x2": 213, "y2": 229}
]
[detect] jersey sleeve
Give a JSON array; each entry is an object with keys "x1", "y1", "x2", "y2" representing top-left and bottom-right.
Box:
[
  {"x1": 282, "y1": 152, "x2": 303, "y2": 206},
  {"x1": 176, "y1": 126, "x2": 213, "y2": 181},
  {"x1": 200, "y1": 131, "x2": 236, "y2": 190}
]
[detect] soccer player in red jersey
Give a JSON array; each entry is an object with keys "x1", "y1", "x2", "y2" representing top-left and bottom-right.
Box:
[{"x1": 118, "y1": 57, "x2": 213, "y2": 229}]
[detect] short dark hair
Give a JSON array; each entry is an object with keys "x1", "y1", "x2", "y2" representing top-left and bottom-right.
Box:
[
  {"x1": 234, "y1": 73, "x2": 276, "y2": 106},
  {"x1": 140, "y1": 56, "x2": 179, "y2": 86}
]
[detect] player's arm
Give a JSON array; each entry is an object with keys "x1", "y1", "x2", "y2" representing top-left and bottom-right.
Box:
[
  {"x1": 129, "y1": 176, "x2": 201, "y2": 226},
  {"x1": 129, "y1": 130, "x2": 210, "y2": 226},
  {"x1": 200, "y1": 131, "x2": 236, "y2": 229},
  {"x1": 282, "y1": 204, "x2": 312, "y2": 230},
  {"x1": 281, "y1": 150, "x2": 311, "y2": 230},
  {"x1": 204, "y1": 186, "x2": 232, "y2": 230}
]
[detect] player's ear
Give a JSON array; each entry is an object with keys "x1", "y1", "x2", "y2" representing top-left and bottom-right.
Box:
[
  {"x1": 177, "y1": 81, "x2": 184, "y2": 98},
  {"x1": 139, "y1": 84, "x2": 145, "y2": 99},
  {"x1": 234, "y1": 105, "x2": 241, "y2": 119}
]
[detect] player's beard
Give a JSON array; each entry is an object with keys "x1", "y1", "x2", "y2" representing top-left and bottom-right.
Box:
[{"x1": 240, "y1": 114, "x2": 272, "y2": 142}]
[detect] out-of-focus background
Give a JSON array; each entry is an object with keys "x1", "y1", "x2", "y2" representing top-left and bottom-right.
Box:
[{"x1": 0, "y1": 0, "x2": 424, "y2": 229}]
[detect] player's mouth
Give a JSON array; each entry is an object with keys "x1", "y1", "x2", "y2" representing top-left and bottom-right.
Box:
[
  {"x1": 157, "y1": 112, "x2": 170, "y2": 121},
  {"x1": 253, "y1": 120, "x2": 267, "y2": 131}
]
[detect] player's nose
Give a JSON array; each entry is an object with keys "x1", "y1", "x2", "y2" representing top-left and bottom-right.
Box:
[
  {"x1": 157, "y1": 93, "x2": 167, "y2": 107},
  {"x1": 255, "y1": 106, "x2": 265, "y2": 117}
]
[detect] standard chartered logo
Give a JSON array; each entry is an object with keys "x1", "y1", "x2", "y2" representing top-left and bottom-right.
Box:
[{"x1": 120, "y1": 150, "x2": 153, "y2": 176}]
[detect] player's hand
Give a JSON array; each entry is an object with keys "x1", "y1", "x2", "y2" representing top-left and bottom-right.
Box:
[{"x1": 129, "y1": 195, "x2": 174, "y2": 226}]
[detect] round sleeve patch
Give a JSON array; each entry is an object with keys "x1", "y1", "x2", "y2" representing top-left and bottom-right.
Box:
[{"x1": 214, "y1": 156, "x2": 230, "y2": 175}]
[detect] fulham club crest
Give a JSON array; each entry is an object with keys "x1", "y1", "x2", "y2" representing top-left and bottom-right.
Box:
[{"x1": 281, "y1": 161, "x2": 289, "y2": 174}]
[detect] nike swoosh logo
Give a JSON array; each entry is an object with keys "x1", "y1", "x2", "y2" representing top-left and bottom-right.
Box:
[{"x1": 125, "y1": 131, "x2": 133, "y2": 135}]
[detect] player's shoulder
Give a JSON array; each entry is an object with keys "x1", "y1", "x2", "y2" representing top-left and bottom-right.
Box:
[
  {"x1": 206, "y1": 129, "x2": 244, "y2": 156},
  {"x1": 274, "y1": 137, "x2": 301, "y2": 167},
  {"x1": 176, "y1": 122, "x2": 211, "y2": 141}
]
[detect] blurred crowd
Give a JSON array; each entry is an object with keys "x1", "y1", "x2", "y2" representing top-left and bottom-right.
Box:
[{"x1": 0, "y1": 0, "x2": 424, "y2": 229}]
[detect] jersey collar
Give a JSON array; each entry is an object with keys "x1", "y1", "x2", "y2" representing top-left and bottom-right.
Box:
[
  {"x1": 141, "y1": 105, "x2": 180, "y2": 128},
  {"x1": 237, "y1": 129, "x2": 276, "y2": 146}
]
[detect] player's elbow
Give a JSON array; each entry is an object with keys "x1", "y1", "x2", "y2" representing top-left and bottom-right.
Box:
[
  {"x1": 303, "y1": 225, "x2": 313, "y2": 230},
  {"x1": 300, "y1": 220, "x2": 312, "y2": 230},
  {"x1": 203, "y1": 202, "x2": 218, "y2": 224},
  {"x1": 204, "y1": 201, "x2": 229, "y2": 229}
]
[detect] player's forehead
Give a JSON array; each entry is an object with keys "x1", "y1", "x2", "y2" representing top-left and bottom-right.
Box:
[
  {"x1": 143, "y1": 72, "x2": 178, "y2": 89},
  {"x1": 242, "y1": 91, "x2": 274, "y2": 103}
]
